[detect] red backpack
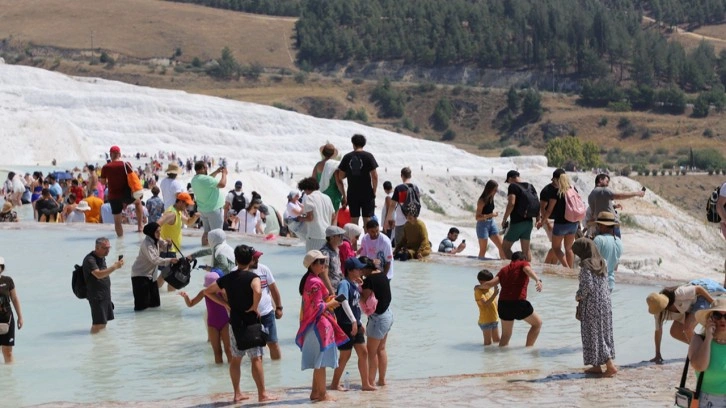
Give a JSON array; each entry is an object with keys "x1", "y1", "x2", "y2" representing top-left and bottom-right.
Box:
[{"x1": 564, "y1": 187, "x2": 586, "y2": 222}]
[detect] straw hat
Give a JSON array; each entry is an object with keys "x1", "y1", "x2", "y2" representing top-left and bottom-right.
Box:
[
  {"x1": 75, "y1": 201, "x2": 91, "y2": 211},
  {"x1": 646, "y1": 292, "x2": 669, "y2": 314},
  {"x1": 1, "y1": 202, "x2": 13, "y2": 214},
  {"x1": 695, "y1": 298, "x2": 726, "y2": 327},
  {"x1": 164, "y1": 163, "x2": 180, "y2": 174},
  {"x1": 303, "y1": 250, "x2": 328, "y2": 268},
  {"x1": 588, "y1": 211, "x2": 618, "y2": 227},
  {"x1": 319, "y1": 143, "x2": 338, "y2": 159}
]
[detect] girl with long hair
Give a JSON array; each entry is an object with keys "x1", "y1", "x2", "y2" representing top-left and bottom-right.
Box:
[{"x1": 475, "y1": 180, "x2": 506, "y2": 259}]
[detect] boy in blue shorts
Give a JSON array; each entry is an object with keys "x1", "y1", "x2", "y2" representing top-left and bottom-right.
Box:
[{"x1": 475, "y1": 270, "x2": 500, "y2": 346}]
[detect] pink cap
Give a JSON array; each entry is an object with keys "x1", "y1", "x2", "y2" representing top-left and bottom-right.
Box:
[{"x1": 109, "y1": 146, "x2": 121, "y2": 154}]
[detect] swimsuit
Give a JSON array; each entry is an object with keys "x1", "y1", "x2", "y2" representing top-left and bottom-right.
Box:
[{"x1": 205, "y1": 295, "x2": 229, "y2": 331}]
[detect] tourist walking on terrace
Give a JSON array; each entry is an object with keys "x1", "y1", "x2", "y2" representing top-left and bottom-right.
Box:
[
  {"x1": 296, "y1": 177, "x2": 335, "y2": 252},
  {"x1": 83, "y1": 237, "x2": 124, "y2": 334},
  {"x1": 130, "y1": 222, "x2": 178, "y2": 311},
  {"x1": 313, "y1": 143, "x2": 343, "y2": 225},
  {"x1": 573, "y1": 238, "x2": 617, "y2": 377},
  {"x1": 336, "y1": 134, "x2": 379, "y2": 227},
  {"x1": 537, "y1": 169, "x2": 579, "y2": 268},
  {"x1": 475, "y1": 180, "x2": 506, "y2": 260},
  {"x1": 100, "y1": 145, "x2": 143, "y2": 237},
  {"x1": 647, "y1": 284, "x2": 715, "y2": 364},
  {"x1": 0, "y1": 257, "x2": 23, "y2": 364},
  {"x1": 501, "y1": 170, "x2": 540, "y2": 262},
  {"x1": 586, "y1": 173, "x2": 645, "y2": 238},
  {"x1": 191, "y1": 161, "x2": 227, "y2": 246},
  {"x1": 249, "y1": 250, "x2": 284, "y2": 361},
  {"x1": 480, "y1": 251, "x2": 543, "y2": 347},
  {"x1": 296, "y1": 250, "x2": 347, "y2": 402},
  {"x1": 360, "y1": 256, "x2": 394, "y2": 386}
]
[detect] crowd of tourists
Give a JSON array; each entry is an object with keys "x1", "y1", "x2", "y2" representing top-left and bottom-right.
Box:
[{"x1": 2, "y1": 135, "x2": 725, "y2": 406}]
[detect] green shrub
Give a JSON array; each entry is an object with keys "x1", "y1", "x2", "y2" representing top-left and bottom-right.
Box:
[
  {"x1": 272, "y1": 102, "x2": 295, "y2": 111},
  {"x1": 500, "y1": 147, "x2": 521, "y2": 157},
  {"x1": 617, "y1": 117, "x2": 631, "y2": 129},
  {"x1": 191, "y1": 57, "x2": 202, "y2": 68},
  {"x1": 598, "y1": 117, "x2": 608, "y2": 127},
  {"x1": 294, "y1": 72, "x2": 307, "y2": 84},
  {"x1": 620, "y1": 166, "x2": 631, "y2": 177},
  {"x1": 704, "y1": 128, "x2": 715, "y2": 138},
  {"x1": 641, "y1": 128, "x2": 652, "y2": 139},
  {"x1": 441, "y1": 128, "x2": 457, "y2": 141},
  {"x1": 607, "y1": 100, "x2": 632, "y2": 112},
  {"x1": 352, "y1": 78, "x2": 364, "y2": 85}
]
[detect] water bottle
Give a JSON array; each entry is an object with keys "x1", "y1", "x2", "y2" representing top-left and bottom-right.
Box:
[{"x1": 343, "y1": 371, "x2": 350, "y2": 389}]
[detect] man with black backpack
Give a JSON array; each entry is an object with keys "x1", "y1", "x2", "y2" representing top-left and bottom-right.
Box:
[
  {"x1": 225, "y1": 180, "x2": 249, "y2": 224},
  {"x1": 336, "y1": 134, "x2": 379, "y2": 227},
  {"x1": 388, "y1": 167, "x2": 421, "y2": 246},
  {"x1": 501, "y1": 170, "x2": 541, "y2": 262}
]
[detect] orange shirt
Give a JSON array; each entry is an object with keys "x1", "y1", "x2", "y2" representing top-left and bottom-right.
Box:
[{"x1": 84, "y1": 196, "x2": 103, "y2": 223}]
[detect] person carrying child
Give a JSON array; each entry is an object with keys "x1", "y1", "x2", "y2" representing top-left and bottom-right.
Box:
[
  {"x1": 179, "y1": 271, "x2": 232, "y2": 364},
  {"x1": 475, "y1": 270, "x2": 500, "y2": 346}
]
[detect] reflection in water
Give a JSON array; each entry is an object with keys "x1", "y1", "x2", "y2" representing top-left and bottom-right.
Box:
[{"x1": 0, "y1": 228, "x2": 686, "y2": 406}]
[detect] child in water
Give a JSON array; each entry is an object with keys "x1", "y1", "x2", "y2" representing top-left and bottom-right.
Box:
[
  {"x1": 179, "y1": 271, "x2": 231, "y2": 364},
  {"x1": 475, "y1": 270, "x2": 500, "y2": 346}
]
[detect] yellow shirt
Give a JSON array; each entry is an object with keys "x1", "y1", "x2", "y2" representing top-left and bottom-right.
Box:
[
  {"x1": 84, "y1": 196, "x2": 103, "y2": 223},
  {"x1": 474, "y1": 286, "x2": 498, "y2": 325},
  {"x1": 160, "y1": 206, "x2": 182, "y2": 252}
]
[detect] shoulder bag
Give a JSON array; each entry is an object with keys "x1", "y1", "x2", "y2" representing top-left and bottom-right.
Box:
[{"x1": 675, "y1": 356, "x2": 704, "y2": 408}]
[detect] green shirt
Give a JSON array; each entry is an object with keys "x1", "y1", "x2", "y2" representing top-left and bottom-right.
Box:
[
  {"x1": 699, "y1": 341, "x2": 726, "y2": 394},
  {"x1": 191, "y1": 174, "x2": 224, "y2": 213}
]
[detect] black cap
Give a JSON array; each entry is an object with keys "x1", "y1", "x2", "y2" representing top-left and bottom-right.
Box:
[
  {"x1": 552, "y1": 168, "x2": 566, "y2": 180},
  {"x1": 505, "y1": 170, "x2": 520, "y2": 183},
  {"x1": 234, "y1": 180, "x2": 242, "y2": 187}
]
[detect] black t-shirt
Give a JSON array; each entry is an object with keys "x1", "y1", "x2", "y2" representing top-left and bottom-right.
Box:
[
  {"x1": 83, "y1": 251, "x2": 111, "y2": 302},
  {"x1": 507, "y1": 182, "x2": 534, "y2": 224},
  {"x1": 362, "y1": 272, "x2": 391, "y2": 315},
  {"x1": 338, "y1": 150, "x2": 378, "y2": 197},
  {"x1": 216, "y1": 270, "x2": 259, "y2": 325},
  {"x1": 481, "y1": 200, "x2": 494, "y2": 215},
  {"x1": 0, "y1": 276, "x2": 15, "y2": 321},
  {"x1": 540, "y1": 184, "x2": 567, "y2": 224}
]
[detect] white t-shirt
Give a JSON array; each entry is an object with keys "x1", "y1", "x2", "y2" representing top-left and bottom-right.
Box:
[
  {"x1": 720, "y1": 183, "x2": 726, "y2": 198},
  {"x1": 160, "y1": 177, "x2": 184, "y2": 210},
  {"x1": 302, "y1": 191, "x2": 334, "y2": 240},
  {"x1": 66, "y1": 210, "x2": 86, "y2": 223},
  {"x1": 360, "y1": 233, "x2": 394, "y2": 280},
  {"x1": 284, "y1": 201, "x2": 302, "y2": 219},
  {"x1": 225, "y1": 190, "x2": 250, "y2": 206},
  {"x1": 251, "y1": 263, "x2": 276, "y2": 315},
  {"x1": 101, "y1": 203, "x2": 114, "y2": 224},
  {"x1": 239, "y1": 209, "x2": 262, "y2": 234}
]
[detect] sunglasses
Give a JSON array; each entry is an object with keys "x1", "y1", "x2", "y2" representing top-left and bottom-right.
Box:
[
  {"x1": 313, "y1": 258, "x2": 327, "y2": 265},
  {"x1": 712, "y1": 312, "x2": 726, "y2": 321}
]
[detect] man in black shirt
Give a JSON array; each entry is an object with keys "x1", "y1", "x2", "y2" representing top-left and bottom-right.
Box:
[
  {"x1": 204, "y1": 245, "x2": 276, "y2": 403},
  {"x1": 83, "y1": 237, "x2": 123, "y2": 334},
  {"x1": 501, "y1": 170, "x2": 540, "y2": 261},
  {"x1": 336, "y1": 134, "x2": 379, "y2": 227},
  {"x1": 537, "y1": 171, "x2": 560, "y2": 265}
]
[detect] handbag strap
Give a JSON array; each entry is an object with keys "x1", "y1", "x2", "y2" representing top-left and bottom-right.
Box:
[
  {"x1": 680, "y1": 357, "x2": 690, "y2": 388},
  {"x1": 680, "y1": 356, "x2": 706, "y2": 399},
  {"x1": 170, "y1": 240, "x2": 184, "y2": 258}
]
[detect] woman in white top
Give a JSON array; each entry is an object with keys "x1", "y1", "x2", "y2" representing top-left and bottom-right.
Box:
[
  {"x1": 646, "y1": 285, "x2": 715, "y2": 364},
  {"x1": 239, "y1": 199, "x2": 264, "y2": 234}
]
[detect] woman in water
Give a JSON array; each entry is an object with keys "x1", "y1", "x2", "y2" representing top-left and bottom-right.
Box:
[{"x1": 475, "y1": 180, "x2": 506, "y2": 260}]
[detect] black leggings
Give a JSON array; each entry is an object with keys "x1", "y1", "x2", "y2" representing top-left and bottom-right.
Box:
[{"x1": 131, "y1": 277, "x2": 161, "y2": 311}]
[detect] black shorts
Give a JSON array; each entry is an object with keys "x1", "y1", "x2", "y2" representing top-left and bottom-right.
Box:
[
  {"x1": 109, "y1": 191, "x2": 136, "y2": 215},
  {"x1": 89, "y1": 298, "x2": 115, "y2": 325},
  {"x1": 347, "y1": 195, "x2": 375, "y2": 218},
  {"x1": 497, "y1": 300, "x2": 534, "y2": 321},
  {"x1": 131, "y1": 276, "x2": 161, "y2": 311},
  {"x1": 0, "y1": 314, "x2": 15, "y2": 346},
  {"x1": 337, "y1": 322, "x2": 365, "y2": 350}
]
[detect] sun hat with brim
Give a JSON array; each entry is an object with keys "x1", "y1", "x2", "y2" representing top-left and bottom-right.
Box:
[
  {"x1": 319, "y1": 143, "x2": 339, "y2": 159},
  {"x1": 646, "y1": 292, "x2": 669, "y2": 314},
  {"x1": 588, "y1": 211, "x2": 618, "y2": 227},
  {"x1": 695, "y1": 298, "x2": 726, "y2": 326},
  {"x1": 303, "y1": 250, "x2": 328, "y2": 268},
  {"x1": 164, "y1": 163, "x2": 180, "y2": 174},
  {"x1": 1, "y1": 202, "x2": 13, "y2": 213},
  {"x1": 75, "y1": 201, "x2": 91, "y2": 211}
]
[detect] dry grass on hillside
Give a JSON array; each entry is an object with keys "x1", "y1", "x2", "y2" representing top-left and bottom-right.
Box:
[{"x1": 0, "y1": 0, "x2": 297, "y2": 68}]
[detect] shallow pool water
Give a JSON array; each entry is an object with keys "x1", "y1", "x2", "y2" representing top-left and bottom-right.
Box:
[{"x1": 0, "y1": 223, "x2": 683, "y2": 406}]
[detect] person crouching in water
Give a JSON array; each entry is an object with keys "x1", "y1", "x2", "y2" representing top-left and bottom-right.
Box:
[
  {"x1": 330, "y1": 257, "x2": 376, "y2": 391},
  {"x1": 179, "y1": 271, "x2": 232, "y2": 364},
  {"x1": 130, "y1": 222, "x2": 178, "y2": 311}
]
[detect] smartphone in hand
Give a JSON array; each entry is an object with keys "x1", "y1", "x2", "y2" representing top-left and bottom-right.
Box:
[{"x1": 118, "y1": 255, "x2": 124, "y2": 261}]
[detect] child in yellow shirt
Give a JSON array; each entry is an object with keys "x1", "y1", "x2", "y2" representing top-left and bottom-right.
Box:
[{"x1": 475, "y1": 270, "x2": 500, "y2": 346}]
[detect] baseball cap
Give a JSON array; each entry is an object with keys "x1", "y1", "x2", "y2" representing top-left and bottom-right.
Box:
[
  {"x1": 552, "y1": 168, "x2": 566, "y2": 180},
  {"x1": 344, "y1": 257, "x2": 366, "y2": 271},
  {"x1": 176, "y1": 192, "x2": 195, "y2": 205},
  {"x1": 110, "y1": 146, "x2": 121, "y2": 154},
  {"x1": 252, "y1": 250, "x2": 264, "y2": 259},
  {"x1": 235, "y1": 180, "x2": 242, "y2": 187},
  {"x1": 505, "y1": 170, "x2": 520, "y2": 183}
]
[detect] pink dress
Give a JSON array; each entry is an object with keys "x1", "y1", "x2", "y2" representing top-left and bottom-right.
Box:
[{"x1": 339, "y1": 240, "x2": 355, "y2": 275}]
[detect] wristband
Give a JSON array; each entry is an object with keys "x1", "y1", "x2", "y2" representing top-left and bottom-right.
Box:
[{"x1": 276, "y1": 306, "x2": 283, "y2": 311}]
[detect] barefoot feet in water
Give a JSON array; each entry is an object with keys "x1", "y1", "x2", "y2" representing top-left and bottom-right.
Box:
[
  {"x1": 258, "y1": 393, "x2": 278, "y2": 402},
  {"x1": 310, "y1": 392, "x2": 337, "y2": 402},
  {"x1": 584, "y1": 366, "x2": 603, "y2": 375},
  {"x1": 233, "y1": 393, "x2": 251, "y2": 403}
]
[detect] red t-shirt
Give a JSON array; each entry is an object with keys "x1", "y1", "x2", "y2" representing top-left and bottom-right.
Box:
[
  {"x1": 70, "y1": 186, "x2": 85, "y2": 203},
  {"x1": 100, "y1": 161, "x2": 132, "y2": 200},
  {"x1": 497, "y1": 260, "x2": 531, "y2": 301}
]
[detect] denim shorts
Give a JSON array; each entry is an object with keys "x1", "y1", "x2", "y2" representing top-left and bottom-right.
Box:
[
  {"x1": 688, "y1": 296, "x2": 712, "y2": 314},
  {"x1": 476, "y1": 219, "x2": 499, "y2": 240},
  {"x1": 478, "y1": 321, "x2": 499, "y2": 331},
  {"x1": 260, "y1": 311, "x2": 278, "y2": 343},
  {"x1": 366, "y1": 308, "x2": 393, "y2": 340},
  {"x1": 552, "y1": 221, "x2": 579, "y2": 237}
]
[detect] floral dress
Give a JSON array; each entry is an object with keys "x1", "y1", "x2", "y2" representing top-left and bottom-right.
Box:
[{"x1": 576, "y1": 266, "x2": 615, "y2": 366}]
